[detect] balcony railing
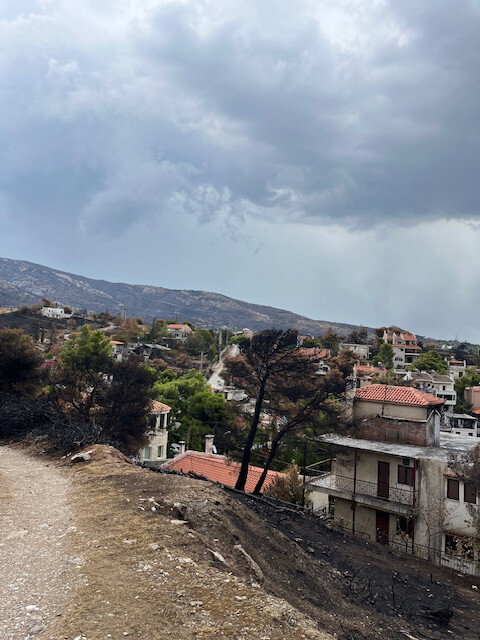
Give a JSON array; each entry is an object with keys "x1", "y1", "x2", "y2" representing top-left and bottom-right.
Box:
[{"x1": 314, "y1": 473, "x2": 417, "y2": 507}]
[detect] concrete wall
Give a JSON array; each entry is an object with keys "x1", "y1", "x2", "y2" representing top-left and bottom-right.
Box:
[
  {"x1": 140, "y1": 429, "x2": 168, "y2": 463},
  {"x1": 353, "y1": 416, "x2": 433, "y2": 447},
  {"x1": 353, "y1": 399, "x2": 428, "y2": 422},
  {"x1": 465, "y1": 387, "x2": 480, "y2": 410}
]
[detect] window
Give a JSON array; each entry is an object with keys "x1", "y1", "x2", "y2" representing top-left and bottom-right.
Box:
[
  {"x1": 397, "y1": 516, "x2": 414, "y2": 538},
  {"x1": 157, "y1": 446, "x2": 164, "y2": 459},
  {"x1": 447, "y1": 478, "x2": 459, "y2": 500},
  {"x1": 398, "y1": 465, "x2": 415, "y2": 486},
  {"x1": 144, "y1": 446, "x2": 152, "y2": 460},
  {"x1": 464, "y1": 482, "x2": 477, "y2": 504}
]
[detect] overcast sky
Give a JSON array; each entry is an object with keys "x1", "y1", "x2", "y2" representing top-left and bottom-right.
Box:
[{"x1": 1, "y1": 1, "x2": 480, "y2": 341}]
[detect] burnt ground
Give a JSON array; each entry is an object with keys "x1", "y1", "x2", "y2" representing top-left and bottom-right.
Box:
[{"x1": 104, "y1": 464, "x2": 480, "y2": 640}]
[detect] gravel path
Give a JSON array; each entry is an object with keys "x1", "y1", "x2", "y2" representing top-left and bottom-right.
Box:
[{"x1": 0, "y1": 446, "x2": 75, "y2": 639}]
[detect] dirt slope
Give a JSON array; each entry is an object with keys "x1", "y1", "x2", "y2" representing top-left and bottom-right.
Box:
[{"x1": 2, "y1": 444, "x2": 479, "y2": 640}]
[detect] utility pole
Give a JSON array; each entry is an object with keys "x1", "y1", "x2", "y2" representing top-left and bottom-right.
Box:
[{"x1": 302, "y1": 440, "x2": 308, "y2": 507}]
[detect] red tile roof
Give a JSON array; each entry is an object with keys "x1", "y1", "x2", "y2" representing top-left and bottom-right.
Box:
[
  {"x1": 355, "y1": 384, "x2": 445, "y2": 407},
  {"x1": 298, "y1": 348, "x2": 329, "y2": 360},
  {"x1": 472, "y1": 408, "x2": 480, "y2": 416},
  {"x1": 354, "y1": 365, "x2": 384, "y2": 376},
  {"x1": 167, "y1": 324, "x2": 190, "y2": 330},
  {"x1": 40, "y1": 357, "x2": 60, "y2": 369},
  {"x1": 150, "y1": 400, "x2": 171, "y2": 413},
  {"x1": 164, "y1": 452, "x2": 284, "y2": 493}
]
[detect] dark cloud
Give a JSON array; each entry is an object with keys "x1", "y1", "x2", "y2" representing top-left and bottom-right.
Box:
[{"x1": 1, "y1": 0, "x2": 479, "y2": 235}]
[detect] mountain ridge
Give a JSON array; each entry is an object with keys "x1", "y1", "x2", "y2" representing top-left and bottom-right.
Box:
[{"x1": 0, "y1": 256, "x2": 364, "y2": 335}]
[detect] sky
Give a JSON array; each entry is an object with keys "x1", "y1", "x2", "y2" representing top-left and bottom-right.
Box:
[{"x1": 1, "y1": 0, "x2": 480, "y2": 341}]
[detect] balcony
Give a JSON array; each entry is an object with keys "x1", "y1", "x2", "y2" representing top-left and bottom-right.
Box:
[{"x1": 307, "y1": 473, "x2": 417, "y2": 514}]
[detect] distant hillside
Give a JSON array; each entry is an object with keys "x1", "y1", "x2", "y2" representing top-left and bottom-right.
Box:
[{"x1": 0, "y1": 257, "x2": 365, "y2": 335}]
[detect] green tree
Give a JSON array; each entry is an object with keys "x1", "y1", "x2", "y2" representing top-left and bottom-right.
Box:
[
  {"x1": 374, "y1": 343, "x2": 394, "y2": 369},
  {"x1": 61, "y1": 325, "x2": 113, "y2": 374},
  {"x1": 153, "y1": 369, "x2": 235, "y2": 451},
  {"x1": 301, "y1": 337, "x2": 322, "y2": 348},
  {"x1": 186, "y1": 329, "x2": 214, "y2": 356},
  {"x1": 455, "y1": 367, "x2": 480, "y2": 406},
  {"x1": 405, "y1": 350, "x2": 447, "y2": 374},
  {"x1": 230, "y1": 334, "x2": 252, "y2": 352}
]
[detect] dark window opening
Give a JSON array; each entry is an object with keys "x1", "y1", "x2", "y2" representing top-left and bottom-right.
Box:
[
  {"x1": 464, "y1": 482, "x2": 477, "y2": 504},
  {"x1": 398, "y1": 465, "x2": 415, "y2": 486},
  {"x1": 447, "y1": 478, "x2": 459, "y2": 500}
]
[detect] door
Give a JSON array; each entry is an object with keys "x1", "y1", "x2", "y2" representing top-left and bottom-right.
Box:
[
  {"x1": 376, "y1": 510, "x2": 390, "y2": 545},
  {"x1": 377, "y1": 461, "x2": 390, "y2": 499}
]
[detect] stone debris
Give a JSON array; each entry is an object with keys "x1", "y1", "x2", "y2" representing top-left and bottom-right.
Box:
[
  {"x1": 71, "y1": 450, "x2": 94, "y2": 463},
  {"x1": 234, "y1": 544, "x2": 264, "y2": 583}
]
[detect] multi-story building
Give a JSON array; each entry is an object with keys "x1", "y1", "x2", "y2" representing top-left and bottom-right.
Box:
[
  {"x1": 383, "y1": 330, "x2": 421, "y2": 368},
  {"x1": 307, "y1": 384, "x2": 480, "y2": 575},
  {"x1": 448, "y1": 413, "x2": 478, "y2": 437},
  {"x1": 447, "y1": 358, "x2": 467, "y2": 379},
  {"x1": 110, "y1": 340, "x2": 125, "y2": 362},
  {"x1": 339, "y1": 343, "x2": 371, "y2": 360},
  {"x1": 140, "y1": 401, "x2": 171, "y2": 465},
  {"x1": 402, "y1": 371, "x2": 456, "y2": 414},
  {"x1": 352, "y1": 365, "x2": 386, "y2": 389}
]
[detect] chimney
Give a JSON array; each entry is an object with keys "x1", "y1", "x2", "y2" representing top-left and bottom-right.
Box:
[
  {"x1": 178, "y1": 441, "x2": 186, "y2": 455},
  {"x1": 204, "y1": 434, "x2": 215, "y2": 455}
]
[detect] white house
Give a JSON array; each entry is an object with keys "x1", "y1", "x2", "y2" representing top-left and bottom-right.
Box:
[
  {"x1": 110, "y1": 340, "x2": 124, "y2": 362},
  {"x1": 166, "y1": 324, "x2": 193, "y2": 341},
  {"x1": 41, "y1": 306, "x2": 73, "y2": 319},
  {"x1": 402, "y1": 371, "x2": 456, "y2": 415},
  {"x1": 139, "y1": 401, "x2": 171, "y2": 465},
  {"x1": 339, "y1": 343, "x2": 371, "y2": 360},
  {"x1": 383, "y1": 330, "x2": 421, "y2": 368},
  {"x1": 447, "y1": 358, "x2": 467, "y2": 379}
]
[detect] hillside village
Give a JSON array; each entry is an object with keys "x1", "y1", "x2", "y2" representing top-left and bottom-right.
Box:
[{"x1": 2, "y1": 301, "x2": 480, "y2": 638}]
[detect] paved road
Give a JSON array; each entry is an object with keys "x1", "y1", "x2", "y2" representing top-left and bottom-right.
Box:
[
  {"x1": 208, "y1": 344, "x2": 239, "y2": 388},
  {"x1": 0, "y1": 446, "x2": 75, "y2": 639}
]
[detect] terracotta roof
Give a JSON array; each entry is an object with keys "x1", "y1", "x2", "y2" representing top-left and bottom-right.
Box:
[
  {"x1": 399, "y1": 332, "x2": 417, "y2": 341},
  {"x1": 40, "y1": 357, "x2": 60, "y2": 369},
  {"x1": 298, "y1": 348, "x2": 329, "y2": 360},
  {"x1": 355, "y1": 384, "x2": 445, "y2": 407},
  {"x1": 392, "y1": 344, "x2": 421, "y2": 350},
  {"x1": 472, "y1": 408, "x2": 480, "y2": 416},
  {"x1": 110, "y1": 340, "x2": 124, "y2": 345},
  {"x1": 164, "y1": 452, "x2": 284, "y2": 493},
  {"x1": 150, "y1": 400, "x2": 171, "y2": 413},
  {"x1": 354, "y1": 365, "x2": 384, "y2": 376},
  {"x1": 167, "y1": 324, "x2": 190, "y2": 330}
]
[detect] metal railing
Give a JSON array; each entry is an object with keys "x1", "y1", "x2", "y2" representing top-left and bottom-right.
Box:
[{"x1": 314, "y1": 473, "x2": 417, "y2": 507}]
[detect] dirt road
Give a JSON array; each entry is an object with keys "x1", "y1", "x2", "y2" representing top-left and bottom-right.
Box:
[{"x1": 0, "y1": 446, "x2": 76, "y2": 639}]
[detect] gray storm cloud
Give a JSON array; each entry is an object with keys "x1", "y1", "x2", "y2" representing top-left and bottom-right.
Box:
[{"x1": 1, "y1": 0, "x2": 480, "y2": 235}]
